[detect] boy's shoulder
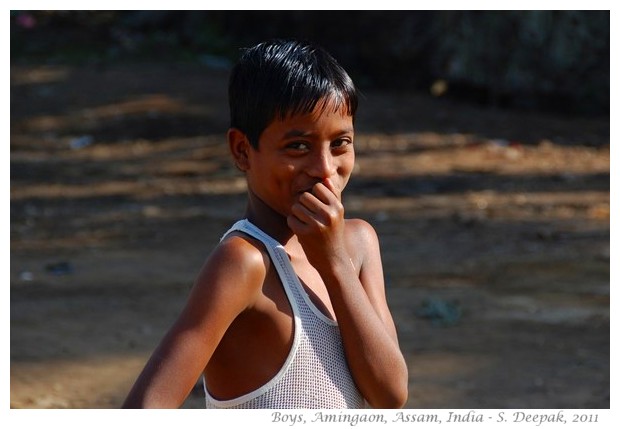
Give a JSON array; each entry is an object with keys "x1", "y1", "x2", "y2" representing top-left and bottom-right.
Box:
[
  {"x1": 196, "y1": 232, "x2": 271, "y2": 301},
  {"x1": 215, "y1": 232, "x2": 271, "y2": 272},
  {"x1": 345, "y1": 217, "x2": 379, "y2": 244},
  {"x1": 344, "y1": 218, "x2": 381, "y2": 264}
]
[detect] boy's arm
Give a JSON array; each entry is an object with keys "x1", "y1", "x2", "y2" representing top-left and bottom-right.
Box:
[
  {"x1": 122, "y1": 237, "x2": 265, "y2": 408},
  {"x1": 326, "y1": 220, "x2": 408, "y2": 409},
  {"x1": 289, "y1": 182, "x2": 408, "y2": 409}
]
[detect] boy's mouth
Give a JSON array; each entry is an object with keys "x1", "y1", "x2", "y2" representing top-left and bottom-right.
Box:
[
  {"x1": 295, "y1": 180, "x2": 340, "y2": 199},
  {"x1": 295, "y1": 188, "x2": 314, "y2": 198},
  {"x1": 297, "y1": 182, "x2": 323, "y2": 195}
]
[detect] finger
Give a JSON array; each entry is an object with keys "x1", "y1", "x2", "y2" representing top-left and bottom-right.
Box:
[
  {"x1": 311, "y1": 181, "x2": 338, "y2": 205},
  {"x1": 298, "y1": 190, "x2": 325, "y2": 213},
  {"x1": 322, "y1": 178, "x2": 342, "y2": 201},
  {"x1": 290, "y1": 200, "x2": 316, "y2": 224},
  {"x1": 287, "y1": 212, "x2": 307, "y2": 231},
  {"x1": 322, "y1": 178, "x2": 338, "y2": 197}
]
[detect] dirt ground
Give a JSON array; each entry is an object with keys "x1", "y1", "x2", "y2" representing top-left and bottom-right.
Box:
[{"x1": 10, "y1": 62, "x2": 610, "y2": 409}]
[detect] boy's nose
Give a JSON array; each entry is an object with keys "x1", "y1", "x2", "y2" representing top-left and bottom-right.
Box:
[{"x1": 307, "y1": 149, "x2": 337, "y2": 180}]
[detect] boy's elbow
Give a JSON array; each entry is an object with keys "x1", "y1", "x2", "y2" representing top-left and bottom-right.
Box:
[
  {"x1": 368, "y1": 371, "x2": 409, "y2": 409},
  {"x1": 394, "y1": 383, "x2": 409, "y2": 408},
  {"x1": 384, "y1": 382, "x2": 409, "y2": 409},
  {"x1": 387, "y1": 359, "x2": 409, "y2": 408},
  {"x1": 368, "y1": 385, "x2": 408, "y2": 409}
]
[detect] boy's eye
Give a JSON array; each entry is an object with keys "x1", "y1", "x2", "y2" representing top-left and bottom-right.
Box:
[
  {"x1": 286, "y1": 141, "x2": 310, "y2": 151},
  {"x1": 332, "y1": 138, "x2": 353, "y2": 149},
  {"x1": 284, "y1": 138, "x2": 352, "y2": 153}
]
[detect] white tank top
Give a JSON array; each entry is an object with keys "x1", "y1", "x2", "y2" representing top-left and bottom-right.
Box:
[{"x1": 203, "y1": 219, "x2": 364, "y2": 409}]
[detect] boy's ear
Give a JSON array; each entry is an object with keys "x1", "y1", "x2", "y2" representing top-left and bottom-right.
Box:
[{"x1": 228, "y1": 128, "x2": 252, "y2": 171}]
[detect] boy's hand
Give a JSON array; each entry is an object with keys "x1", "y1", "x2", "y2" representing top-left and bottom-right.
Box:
[{"x1": 287, "y1": 178, "x2": 350, "y2": 270}]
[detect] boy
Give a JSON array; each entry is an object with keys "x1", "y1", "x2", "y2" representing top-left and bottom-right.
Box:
[{"x1": 122, "y1": 39, "x2": 408, "y2": 409}]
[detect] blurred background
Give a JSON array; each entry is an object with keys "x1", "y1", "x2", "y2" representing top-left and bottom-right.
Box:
[
  {"x1": 10, "y1": 10, "x2": 609, "y2": 408},
  {"x1": 11, "y1": 10, "x2": 610, "y2": 114}
]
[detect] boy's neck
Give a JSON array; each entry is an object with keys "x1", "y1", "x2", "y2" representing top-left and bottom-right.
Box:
[{"x1": 244, "y1": 192, "x2": 297, "y2": 247}]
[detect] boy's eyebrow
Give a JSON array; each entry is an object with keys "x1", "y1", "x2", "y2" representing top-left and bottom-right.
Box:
[
  {"x1": 283, "y1": 129, "x2": 312, "y2": 139},
  {"x1": 283, "y1": 127, "x2": 354, "y2": 139}
]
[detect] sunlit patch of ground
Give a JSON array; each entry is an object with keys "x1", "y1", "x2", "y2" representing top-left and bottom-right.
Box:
[{"x1": 10, "y1": 63, "x2": 609, "y2": 408}]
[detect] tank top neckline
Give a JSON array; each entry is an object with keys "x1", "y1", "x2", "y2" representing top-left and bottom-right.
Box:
[{"x1": 239, "y1": 219, "x2": 337, "y2": 325}]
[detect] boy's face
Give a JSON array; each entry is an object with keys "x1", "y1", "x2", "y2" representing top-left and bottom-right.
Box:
[{"x1": 244, "y1": 100, "x2": 355, "y2": 219}]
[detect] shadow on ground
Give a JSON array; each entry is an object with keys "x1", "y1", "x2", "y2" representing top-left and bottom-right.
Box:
[{"x1": 10, "y1": 63, "x2": 609, "y2": 408}]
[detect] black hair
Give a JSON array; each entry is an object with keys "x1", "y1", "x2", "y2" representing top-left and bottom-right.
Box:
[{"x1": 228, "y1": 39, "x2": 358, "y2": 148}]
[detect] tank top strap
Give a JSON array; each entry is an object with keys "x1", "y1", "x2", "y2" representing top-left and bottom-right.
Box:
[{"x1": 221, "y1": 218, "x2": 303, "y2": 322}]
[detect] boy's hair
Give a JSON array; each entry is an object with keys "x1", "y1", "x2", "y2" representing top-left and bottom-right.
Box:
[{"x1": 228, "y1": 39, "x2": 358, "y2": 148}]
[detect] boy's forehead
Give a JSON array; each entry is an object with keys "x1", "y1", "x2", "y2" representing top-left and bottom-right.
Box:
[
  {"x1": 261, "y1": 106, "x2": 353, "y2": 142},
  {"x1": 277, "y1": 107, "x2": 353, "y2": 130},
  {"x1": 281, "y1": 97, "x2": 352, "y2": 123}
]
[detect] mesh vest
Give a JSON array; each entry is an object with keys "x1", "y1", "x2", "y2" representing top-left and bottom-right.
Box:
[{"x1": 203, "y1": 219, "x2": 364, "y2": 409}]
